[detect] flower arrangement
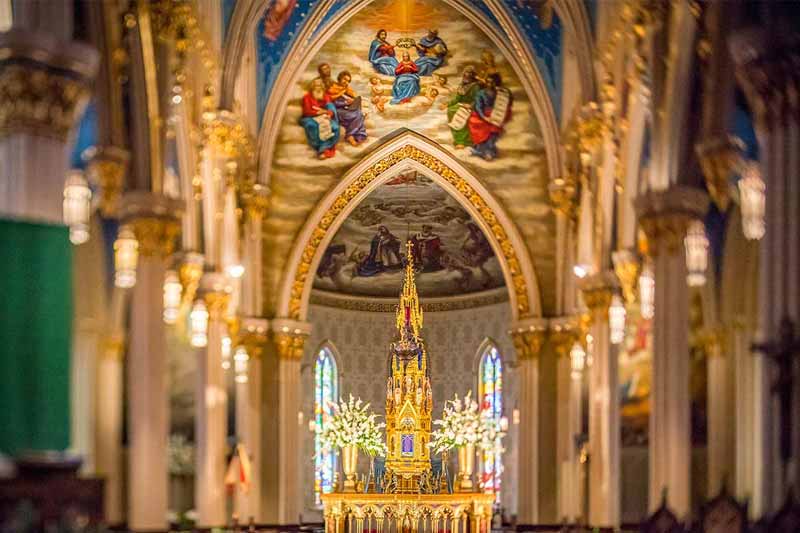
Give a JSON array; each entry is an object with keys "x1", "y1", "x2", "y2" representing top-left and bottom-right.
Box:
[
  {"x1": 429, "y1": 391, "x2": 507, "y2": 453},
  {"x1": 318, "y1": 394, "x2": 388, "y2": 457}
]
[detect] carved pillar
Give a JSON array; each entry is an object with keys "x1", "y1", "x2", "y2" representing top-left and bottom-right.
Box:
[
  {"x1": 511, "y1": 319, "x2": 548, "y2": 524},
  {"x1": 122, "y1": 195, "x2": 181, "y2": 532},
  {"x1": 550, "y1": 317, "x2": 583, "y2": 522},
  {"x1": 730, "y1": 27, "x2": 800, "y2": 513},
  {"x1": 580, "y1": 272, "x2": 620, "y2": 527},
  {"x1": 636, "y1": 186, "x2": 708, "y2": 517},
  {"x1": 195, "y1": 273, "x2": 232, "y2": 528},
  {"x1": 234, "y1": 316, "x2": 268, "y2": 522},
  {"x1": 701, "y1": 328, "x2": 732, "y2": 496},
  {"x1": 0, "y1": 29, "x2": 98, "y2": 222},
  {"x1": 240, "y1": 183, "x2": 268, "y2": 316},
  {"x1": 270, "y1": 319, "x2": 311, "y2": 525}
]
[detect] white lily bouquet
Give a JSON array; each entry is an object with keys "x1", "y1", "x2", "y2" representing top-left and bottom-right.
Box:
[
  {"x1": 429, "y1": 391, "x2": 507, "y2": 453},
  {"x1": 319, "y1": 394, "x2": 388, "y2": 456}
]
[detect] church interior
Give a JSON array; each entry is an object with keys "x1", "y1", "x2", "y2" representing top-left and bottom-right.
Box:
[{"x1": 1, "y1": 0, "x2": 799, "y2": 532}]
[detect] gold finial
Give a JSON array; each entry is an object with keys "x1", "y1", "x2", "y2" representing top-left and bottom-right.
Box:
[{"x1": 396, "y1": 241, "x2": 423, "y2": 340}]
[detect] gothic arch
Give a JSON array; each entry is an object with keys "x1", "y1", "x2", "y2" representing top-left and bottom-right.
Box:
[
  {"x1": 274, "y1": 131, "x2": 542, "y2": 322},
  {"x1": 219, "y1": 0, "x2": 574, "y2": 184}
]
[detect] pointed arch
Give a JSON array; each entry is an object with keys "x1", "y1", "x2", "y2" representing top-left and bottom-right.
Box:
[
  {"x1": 313, "y1": 340, "x2": 339, "y2": 505},
  {"x1": 274, "y1": 131, "x2": 542, "y2": 322},
  {"x1": 476, "y1": 338, "x2": 504, "y2": 498}
]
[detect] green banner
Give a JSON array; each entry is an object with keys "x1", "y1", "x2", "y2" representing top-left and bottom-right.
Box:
[{"x1": 0, "y1": 218, "x2": 72, "y2": 455}]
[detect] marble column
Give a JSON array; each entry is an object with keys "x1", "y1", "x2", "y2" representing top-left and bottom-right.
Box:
[
  {"x1": 511, "y1": 319, "x2": 548, "y2": 525},
  {"x1": 123, "y1": 195, "x2": 182, "y2": 532},
  {"x1": 636, "y1": 186, "x2": 708, "y2": 517},
  {"x1": 550, "y1": 318, "x2": 583, "y2": 522},
  {"x1": 270, "y1": 319, "x2": 311, "y2": 525},
  {"x1": 0, "y1": 29, "x2": 97, "y2": 223},
  {"x1": 95, "y1": 288, "x2": 129, "y2": 525},
  {"x1": 580, "y1": 272, "x2": 620, "y2": 527},
  {"x1": 235, "y1": 317, "x2": 268, "y2": 522},
  {"x1": 704, "y1": 329, "x2": 732, "y2": 496},
  {"x1": 195, "y1": 273, "x2": 232, "y2": 528},
  {"x1": 730, "y1": 27, "x2": 800, "y2": 513}
]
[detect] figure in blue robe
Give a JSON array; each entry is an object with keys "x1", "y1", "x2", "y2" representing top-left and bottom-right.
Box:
[
  {"x1": 390, "y1": 53, "x2": 421, "y2": 104},
  {"x1": 414, "y1": 30, "x2": 448, "y2": 76},
  {"x1": 369, "y1": 29, "x2": 399, "y2": 76}
]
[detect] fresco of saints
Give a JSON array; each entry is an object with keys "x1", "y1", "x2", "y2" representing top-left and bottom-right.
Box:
[
  {"x1": 298, "y1": 78, "x2": 340, "y2": 159},
  {"x1": 369, "y1": 29, "x2": 399, "y2": 76},
  {"x1": 327, "y1": 71, "x2": 368, "y2": 146},
  {"x1": 391, "y1": 52, "x2": 421, "y2": 104},
  {"x1": 467, "y1": 73, "x2": 513, "y2": 161},
  {"x1": 445, "y1": 67, "x2": 481, "y2": 148},
  {"x1": 414, "y1": 30, "x2": 448, "y2": 76},
  {"x1": 317, "y1": 63, "x2": 334, "y2": 90},
  {"x1": 356, "y1": 226, "x2": 402, "y2": 277},
  {"x1": 411, "y1": 225, "x2": 443, "y2": 272}
]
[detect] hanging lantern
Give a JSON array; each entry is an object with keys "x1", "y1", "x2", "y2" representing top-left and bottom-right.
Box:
[
  {"x1": 685, "y1": 219, "x2": 709, "y2": 287},
  {"x1": 221, "y1": 335, "x2": 232, "y2": 370},
  {"x1": 114, "y1": 225, "x2": 139, "y2": 288},
  {"x1": 63, "y1": 170, "x2": 92, "y2": 245},
  {"x1": 190, "y1": 300, "x2": 209, "y2": 347},
  {"x1": 163, "y1": 270, "x2": 182, "y2": 324},
  {"x1": 639, "y1": 261, "x2": 655, "y2": 320},
  {"x1": 225, "y1": 263, "x2": 245, "y2": 279},
  {"x1": 738, "y1": 162, "x2": 765, "y2": 240},
  {"x1": 570, "y1": 342, "x2": 586, "y2": 380},
  {"x1": 234, "y1": 345, "x2": 249, "y2": 383},
  {"x1": 609, "y1": 294, "x2": 626, "y2": 344}
]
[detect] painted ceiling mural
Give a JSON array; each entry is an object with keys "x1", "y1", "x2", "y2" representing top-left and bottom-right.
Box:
[
  {"x1": 260, "y1": 0, "x2": 556, "y2": 310},
  {"x1": 314, "y1": 171, "x2": 505, "y2": 298},
  {"x1": 254, "y1": 0, "x2": 563, "y2": 124}
]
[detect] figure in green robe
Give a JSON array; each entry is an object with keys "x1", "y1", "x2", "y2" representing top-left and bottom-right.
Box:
[{"x1": 446, "y1": 67, "x2": 481, "y2": 148}]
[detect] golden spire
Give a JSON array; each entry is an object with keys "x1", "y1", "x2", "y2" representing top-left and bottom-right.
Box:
[{"x1": 396, "y1": 240, "x2": 423, "y2": 340}]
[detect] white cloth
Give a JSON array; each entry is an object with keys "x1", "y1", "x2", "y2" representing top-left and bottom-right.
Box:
[
  {"x1": 448, "y1": 103, "x2": 472, "y2": 130},
  {"x1": 314, "y1": 114, "x2": 334, "y2": 141},
  {"x1": 488, "y1": 87, "x2": 510, "y2": 127}
]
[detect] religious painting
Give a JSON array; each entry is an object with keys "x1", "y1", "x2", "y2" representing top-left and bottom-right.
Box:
[{"x1": 313, "y1": 171, "x2": 505, "y2": 298}]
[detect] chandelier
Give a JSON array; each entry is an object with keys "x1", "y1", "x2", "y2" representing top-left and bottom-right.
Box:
[
  {"x1": 63, "y1": 170, "x2": 92, "y2": 245},
  {"x1": 639, "y1": 261, "x2": 655, "y2": 320},
  {"x1": 609, "y1": 294, "x2": 626, "y2": 345},
  {"x1": 190, "y1": 300, "x2": 209, "y2": 347},
  {"x1": 738, "y1": 161, "x2": 765, "y2": 240},
  {"x1": 113, "y1": 225, "x2": 138, "y2": 288},
  {"x1": 570, "y1": 342, "x2": 586, "y2": 380},
  {"x1": 162, "y1": 270, "x2": 182, "y2": 324},
  {"x1": 685, "y1": 219, "x2": 709, "y2": 287}
]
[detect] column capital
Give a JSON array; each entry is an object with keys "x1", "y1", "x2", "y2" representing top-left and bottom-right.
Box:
[
  {"x1": 691, "y1": 326, "x2": 726, "y2": 358},
  {"x1": 239, "y1": 316, "x2": 269, "y2": 359},
  {"x1": 612, "y1": 249, "x2": 641, "y2": 306},
  {"x1": 0, "y1": 29, "x2": 98, "y2": 142},
  {"x1": 549, "y1": 316, "x2": 583, "y2": 358},
  {"x1": 509, "y1": 317, "x2": 548, "y2": 360},
  {"x1": 695, "y1": 135, "x2": 745, "y2": 212},
  {"x1": 548, "y1": 174, "x2": 578, "y2": 220},
  {"x1": 200, "y1": 272, "x2": 233, "y2": 318},
  {"x1": 241, "y1": 182, "x2": 269, "y2": 221},
  {"x1": 271, "y1": 319, "x2": 312, "y2": 361},
  {"x1": 86, "y1": 146, "x2": 130, "y2": 218},
  {"x1": 580, "y1": 271, "x2": 620, "y2": 321},
  {"x1": 121, "y1": 191, "x2": 183, "y2": 258},
  {"x1": 634, "y1": 186, "x2": 709, "y2": 257}
]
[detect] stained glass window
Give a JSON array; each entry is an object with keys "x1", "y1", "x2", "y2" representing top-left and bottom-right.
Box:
[
  {"x1": 479, "y1": 343, "x2": 503, "y2": 499},
  {"x1": 314, "y1": 345, "x2": 338, "y2": 506}
]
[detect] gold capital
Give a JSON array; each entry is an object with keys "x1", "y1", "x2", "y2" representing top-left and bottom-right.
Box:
[
  {"x1": 695, "y1": 135, "x2": 745, "y2": 211},
  {"x1": 612, "y1": 250, "x2": 641, "y2": 306},
  {"x1": 275, "y1": 332, "x2": 307, "y2": 361},
  {"x1": 130, "y1": 216, "x2": 181, "y2": 257},
  {"x1": 511, "y1": 329, "x2": 547, "y2": 360},
  {"x1": 635, "y1": 187, "x2": 709, "y2": 257},
  {"x1": 87, "y1": 147, "x2": 130, "y2": 218}
]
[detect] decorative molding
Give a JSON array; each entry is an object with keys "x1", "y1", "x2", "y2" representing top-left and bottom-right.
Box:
[
  {"x1": 310, "y1": 287, "x2": 509, "y2": 314},
  {"x1": 239, "y1": 316, "x2": 269, "y2": 359},
  {"x1": 579, "y1": 270, "x2": 619, "y2": 321},
  {"x1": 87, "y1": 146, "x2": 130, "y2": 218},
  {"x1": 129, "y1": 216, "x2": 181, "y2": 258},
  {"x1": 612, "y1": 249, "x2": 641, "y2": 306},
  {"x1": 634, "y1": 186, "x2": 710, "y2": 257},
  {"x1": 695, "y1": 135, "x2": 745, "y2": 211},
  {"x1": 275, "y1": 133, "x2": 541, "y2": 322}
]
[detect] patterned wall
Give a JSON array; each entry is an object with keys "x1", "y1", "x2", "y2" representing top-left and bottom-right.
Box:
[{"x1": 300, "y1": 299, "x2": 520, "y2": 519}]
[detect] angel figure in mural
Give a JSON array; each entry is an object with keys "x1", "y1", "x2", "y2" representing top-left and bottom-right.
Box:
[
  {"x1": 391, "y1": 52, "x2": 421, "y2": 104},
  {"x1": 369, "y1": 29, "x2": 399, "y2": 76},
  {"x1": 445, "y1": 67, "x2": 481, "y2": 149},
  {"x1": 414, "y1": 29, "x2": 448, "y2": 76},
  {"x1": 468, "y1": 73, "x2": 513, "y2": 161},
  {"x1": 355, "y1": 226, "x2": 402, "y2": 277},
  {"x1": 299, "y1": 78, "x2": 340, "y2": 159},
  {"x1": 327, "y1": 71, "x2": 368, "y2": 146}
]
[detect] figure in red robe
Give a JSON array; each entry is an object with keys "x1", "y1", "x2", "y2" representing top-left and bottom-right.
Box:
[{"x1": 298, "y1": 78, "x2": 340, "y2": 159}]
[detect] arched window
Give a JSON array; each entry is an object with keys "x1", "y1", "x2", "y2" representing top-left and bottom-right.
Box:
[
  {"x1": 314, "y1": 344, "x2": 338, "y2": 505},
  {"x1": 478, "y1": 342, "x2": 503, "y2": 499}
]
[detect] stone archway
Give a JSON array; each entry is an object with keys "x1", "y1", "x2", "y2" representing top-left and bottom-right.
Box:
[{"x1": 274, "y1": 130, "x2": 542, "y2": 322}]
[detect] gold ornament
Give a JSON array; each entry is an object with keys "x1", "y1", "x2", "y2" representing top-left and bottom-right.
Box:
[{"x1": 129, "y1": 217, "x2": 181, "y2": 258}]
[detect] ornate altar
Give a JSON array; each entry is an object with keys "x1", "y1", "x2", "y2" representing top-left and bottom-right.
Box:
[{"x1": 322, "y1": 243, "x2": 494, "y2": 533}]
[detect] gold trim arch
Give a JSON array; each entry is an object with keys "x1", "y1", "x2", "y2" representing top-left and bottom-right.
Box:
[{"x1": 274, "y1": 131, "x2": 542, "y2": 322}]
